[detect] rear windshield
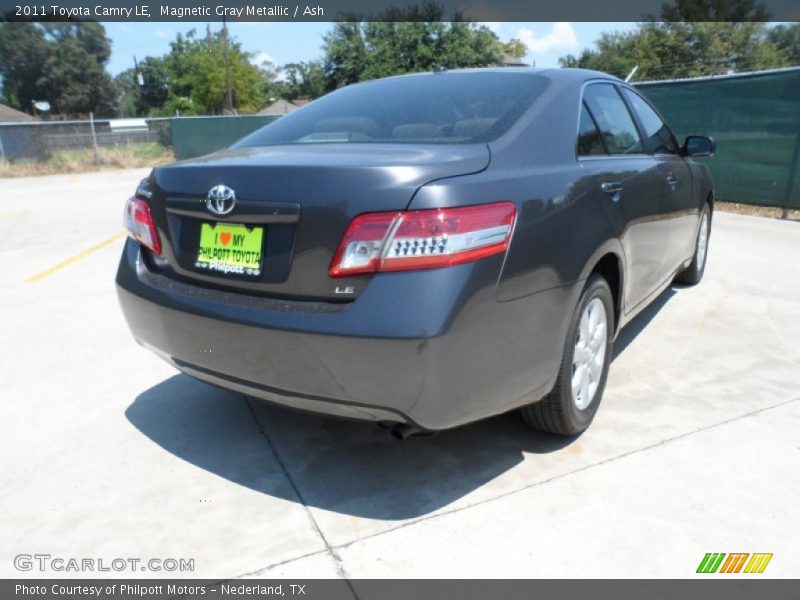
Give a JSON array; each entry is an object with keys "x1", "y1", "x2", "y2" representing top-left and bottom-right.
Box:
[{"x1": 235, "y1": 72, "x2": 549, "y2": 146}]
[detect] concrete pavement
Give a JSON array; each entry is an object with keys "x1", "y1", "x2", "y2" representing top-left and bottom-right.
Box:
[{"x1": 1, "y1": 169, "x2": 799, "y2": 580}]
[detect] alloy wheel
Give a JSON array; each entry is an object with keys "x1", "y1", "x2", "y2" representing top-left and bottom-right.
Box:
[{"x1": 571, "y1": 297, "x2": 608, "y2": 410}]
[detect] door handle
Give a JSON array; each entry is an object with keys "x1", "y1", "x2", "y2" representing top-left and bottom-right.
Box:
[
  {"x1": 601, "y1": 181, "x2": 623, "y2": 195},
  {"x1": 666, "y1": 174, "x2": 678, "y2": 190}
]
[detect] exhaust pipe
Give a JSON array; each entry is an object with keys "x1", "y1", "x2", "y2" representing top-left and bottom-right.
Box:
[{"x1": 388, "y1": 423, "x2": 436, "y2": 440}]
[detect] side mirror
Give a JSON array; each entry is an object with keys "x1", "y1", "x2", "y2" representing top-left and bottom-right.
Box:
[{"x1": 682, "y1": 135, "x2": 715, "y2": 157}]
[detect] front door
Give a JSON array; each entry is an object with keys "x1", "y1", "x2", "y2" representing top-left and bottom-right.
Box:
[
  {"x1": 581, "y1": 83, "x2": 673, "y2": 311},
  {"x1": 619, "y1": 86, "x2": 698, "y2": 275}
]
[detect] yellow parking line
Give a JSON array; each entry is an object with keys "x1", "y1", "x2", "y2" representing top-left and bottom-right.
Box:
[
  {"x1": 26, "y1": 231, "x2": 126, "y2": 283},
  {"x1": 0, "y1": 210, "x2": 28, "y2": 221}
]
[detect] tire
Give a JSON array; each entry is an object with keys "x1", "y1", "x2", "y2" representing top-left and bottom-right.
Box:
[
  {"x1": 675, "y1": 203, "x2": 711, "y2": 285},
  {"x1": 520, "y1": 274, "x2": 614, "y2": 436}
]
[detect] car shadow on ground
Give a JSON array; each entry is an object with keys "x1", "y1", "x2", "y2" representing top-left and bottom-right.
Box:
[{"x1": 126, "y1": 286, "x2": 678, "y2": 520}]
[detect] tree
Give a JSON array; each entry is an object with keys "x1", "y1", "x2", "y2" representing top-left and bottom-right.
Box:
[
  {"x1": 658, "y1": 0, "x2": 769, "y2": 21},
  {"x1": 115, "y1": 68, "x2": 140, "y2": 118},
  {"x1": 157, "y1": 28, "x2": 265, "y2": 115},
  {"x1": 281, "y1": 61, "x2": 327, "y2": 100},
  {"x1": 0, "y1": 22, "x2": 48, "y2": 113},
  {"x1": 559, "y1": 22, "x2": 788, "y2": 80},
  {"x1": 323, "y1": 6, "x2": 503, "y2": 90},
  {"x1": 768, "y1": 23, "x2": 800, "y2": 65},
  {"x1": 559, "y1": 0, "x2": 789, "y2": 80},
  {"x1": 500, "y1": 39, "x2": 528, "y2": 60},
  {"x1": 0, "y1": 22, "x2": 116, "y2": 116},
  {"x1": 136, "y1": 57, "x2": 170, "y2": 115},
  {"x1": 323, "y1": 21, "x2": 368, "y2": 90},
  {"x1": 115, "y1": 57, "x2": 170, "y2": 117}
]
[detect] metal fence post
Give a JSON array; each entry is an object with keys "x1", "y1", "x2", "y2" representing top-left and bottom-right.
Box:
[
  {"x1": 783, "y1": 126, "x2": 800, "y2": 219},
  {"x1": 89, "y1": 111, "x2": 101, "y2": 165}
]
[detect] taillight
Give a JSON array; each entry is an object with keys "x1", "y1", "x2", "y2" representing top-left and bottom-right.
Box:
[
  {"x1": 329, "y1": 202, "x2": 516, "y2": 277},
  {"x1": 123, "y1": 197, "x2": 161, "y2": 255}
]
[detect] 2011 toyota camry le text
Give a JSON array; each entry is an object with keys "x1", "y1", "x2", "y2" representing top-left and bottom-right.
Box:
[{"x1": 117, "y1": 68, "x2": 715, "y2": 438}]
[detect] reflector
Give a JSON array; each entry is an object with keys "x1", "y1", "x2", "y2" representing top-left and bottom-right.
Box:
[
  {"x1": 329, "y1": 202, "x2": 515, "y2": 277},
  {"x1": 123, "y1": 197, "x2": 162, "y2": 255}
]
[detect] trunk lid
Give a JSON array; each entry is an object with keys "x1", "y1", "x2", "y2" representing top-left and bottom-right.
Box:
[{"x1": 146, "y1": 143, "x2": 490, "y2": 300}]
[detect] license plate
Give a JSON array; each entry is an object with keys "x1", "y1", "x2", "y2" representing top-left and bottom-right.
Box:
[{"x1": 195, "y1": 222, "x2": 264, "y2": 277}]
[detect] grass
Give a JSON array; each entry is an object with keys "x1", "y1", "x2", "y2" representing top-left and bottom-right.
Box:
[
  {"x1": 716, "y1": 201, "x2": 800, "y2": 221},
  {"x1": 0, "y1": 143, "x2": 175, "y2": 178},
  {"x1": 3, "y1": 148, "x2": 798, "y2": 221}
]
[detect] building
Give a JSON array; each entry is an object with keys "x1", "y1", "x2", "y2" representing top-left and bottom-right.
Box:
[
  {"x1": 257, "y1": 98, "x2": 311, "y2": 116},
  {"x1": 0, "y1": 103, "x2": 36, "y2": 123},
  {"x1": 490, "y1": 54, "x2": 529, "y2": 68}
]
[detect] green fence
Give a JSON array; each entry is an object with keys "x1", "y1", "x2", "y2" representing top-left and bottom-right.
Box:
[
  {"x1": 636, "y1": 67, "x2": 800, "y2": 208},
  {"x1": 170, "y1": 115, "x2": 280, "y2": 160},
  {"x1": 167, "y1": 72, "x2": 800, "y2": 208}
]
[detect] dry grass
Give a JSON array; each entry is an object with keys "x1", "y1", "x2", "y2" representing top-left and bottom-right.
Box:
[
  {"x1": 0, "y1": 143, "x2": 175, "y2": 178},
  {"x1": 716, "y1": 201, "x2": 800, "y2": 222},
  {"x1": 3, "y1": 153, "x2": 798, "y2": 222}
]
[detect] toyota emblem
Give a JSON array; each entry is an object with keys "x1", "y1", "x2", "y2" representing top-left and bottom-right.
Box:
[{"x1": 206, "y1": 185, "x2": 236, "y2": 216}]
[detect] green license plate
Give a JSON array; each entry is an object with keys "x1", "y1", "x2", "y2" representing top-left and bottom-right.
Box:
[{"x1": 195, "y1": 222, "x2": 264, "y2": 277}]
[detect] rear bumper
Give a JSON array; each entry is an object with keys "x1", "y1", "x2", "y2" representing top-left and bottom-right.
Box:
[{"x1": 116, "y1": 239, "x2": 573, "y2": 430}]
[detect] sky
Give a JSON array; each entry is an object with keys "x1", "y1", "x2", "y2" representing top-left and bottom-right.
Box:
[{"x1": 103, "y1": 22, "x2": 637, "y2": 76}]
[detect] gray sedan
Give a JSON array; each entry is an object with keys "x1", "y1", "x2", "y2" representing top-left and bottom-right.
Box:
[{"x1": 117, "y1": 68, "x2": 715, "y2": 438}]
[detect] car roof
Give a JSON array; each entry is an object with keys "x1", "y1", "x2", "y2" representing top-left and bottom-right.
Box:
[{"x1": 369, "y1": 67, "x2": 621, "y2": 85}]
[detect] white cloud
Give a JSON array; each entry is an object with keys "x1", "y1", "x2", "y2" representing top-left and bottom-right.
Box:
[
  {"x1": 516, "y1": 22, "x2": 578, "y2": 55},
  {"x1": 153, "y1": 29, "x2": 173, "y2": 40},
  {"x1": 251, "y1": 51, "x2": 277, "y2": 68},
  {"x1": 480, "y1": 22, "x2": 502, "y2": 33}
]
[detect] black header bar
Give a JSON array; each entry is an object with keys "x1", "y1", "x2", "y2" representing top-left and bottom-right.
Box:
[
  {"x1": 2, "y1": 0, "x2": 799, "y2": 22},
  {"x1": 3, "y1": 579, "x2": 800, "y2": 600}
]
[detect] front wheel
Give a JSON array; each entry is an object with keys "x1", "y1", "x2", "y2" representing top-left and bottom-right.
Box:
[
  {"x1": 675, "y1": 203, "x2": 711, "y2": 285},
  {"x1": 520, "y1": 274, "x2": 614, "y2": 436}
]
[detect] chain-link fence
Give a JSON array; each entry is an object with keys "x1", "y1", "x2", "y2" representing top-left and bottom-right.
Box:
[
  {"x1": 0, "y1": 115, "x2": 281, "y2": 164},
  {"x1": 4, "y1": 69, "x2": 799, "y2": 210},
  {"x1": 636, "y1": 67, "x2": 800, "y2": 209},
  {"x1": 0, "y1": 119, "x2": 166, "y2": 161}
]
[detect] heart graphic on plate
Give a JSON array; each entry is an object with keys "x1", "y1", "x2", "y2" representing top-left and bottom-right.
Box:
[{"x1": 220, "y1": 231, "x2": 232, "y2": 246}]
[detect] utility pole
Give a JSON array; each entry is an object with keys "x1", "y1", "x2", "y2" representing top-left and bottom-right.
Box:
[
  {"x1": 222, "y1": 16, "x2": 234, "y2": 114},
  {"x1": 133, "y1": 55, "x2": 144, "y2": 86}
]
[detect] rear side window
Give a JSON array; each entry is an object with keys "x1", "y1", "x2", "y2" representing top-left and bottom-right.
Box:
[
  {"x1": 583, "y1": 84, "x2": 643, "y2": 155},
  {"x1": 621, "y1": 88, "x2": 680, "y2": 155},
  {"x1": 578, "y1": 103, "x2": 607, "y2": 156},
  {"x1": 235, "y1": 73, "x2": 550, "y2": 146}
]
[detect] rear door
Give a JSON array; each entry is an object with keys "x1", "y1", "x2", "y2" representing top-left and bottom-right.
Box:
[
  {"x1": 580, "y1": 82, "x2": 672, "y2": 310},
  {"x1": 619, "y1": 86, "x2": 697, "y2": 275}
]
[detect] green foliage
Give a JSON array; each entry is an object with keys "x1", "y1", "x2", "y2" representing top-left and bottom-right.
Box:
[
  {"x1": 115, "y1": 57, "x2": 170, "y2": 118},
  {"x1": 0, "y1": 22, "x2": 116, "y2": 116},
  {"x1": 657, "y1": 0, "x2": 770, "y2": 21},
  {"x1": 559, "y1": 0, "x2": 788, "y2": 80},
  {"x1": 323, "y1": 11, "x2": 504, "y2": 90},
  {"x1": 768, "y1": 24, "x2": 800, "y2": 65},
  {"x1": 0, "y1": 22, "x2": 47, "y2": 113},
  {"x1": 0, "y1": 6, "x2": 518, "y2": 117},
  {"x1": 280, "y1": 61, "x2": 327, "y2": 100},
  {"x1": 156, "y1": 28, "x2": 265, "y2": 116},
  {"x1": 500, "y1": 39, "x2": 528, "y2": 60},
  {"x1": 323, "y1": 22, "x2": 368, "y2": 90},
  {"x1": 559, "y1": 22, "x2": 789, "y2": 80}
]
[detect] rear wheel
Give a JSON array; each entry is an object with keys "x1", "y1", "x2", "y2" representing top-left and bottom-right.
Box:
[
  {"x1": 521, "y1": 274, "x2": 614, "y2": 436},
  {"x1": 675, "y1": 203, "x2": 711, "y2": 285}
]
